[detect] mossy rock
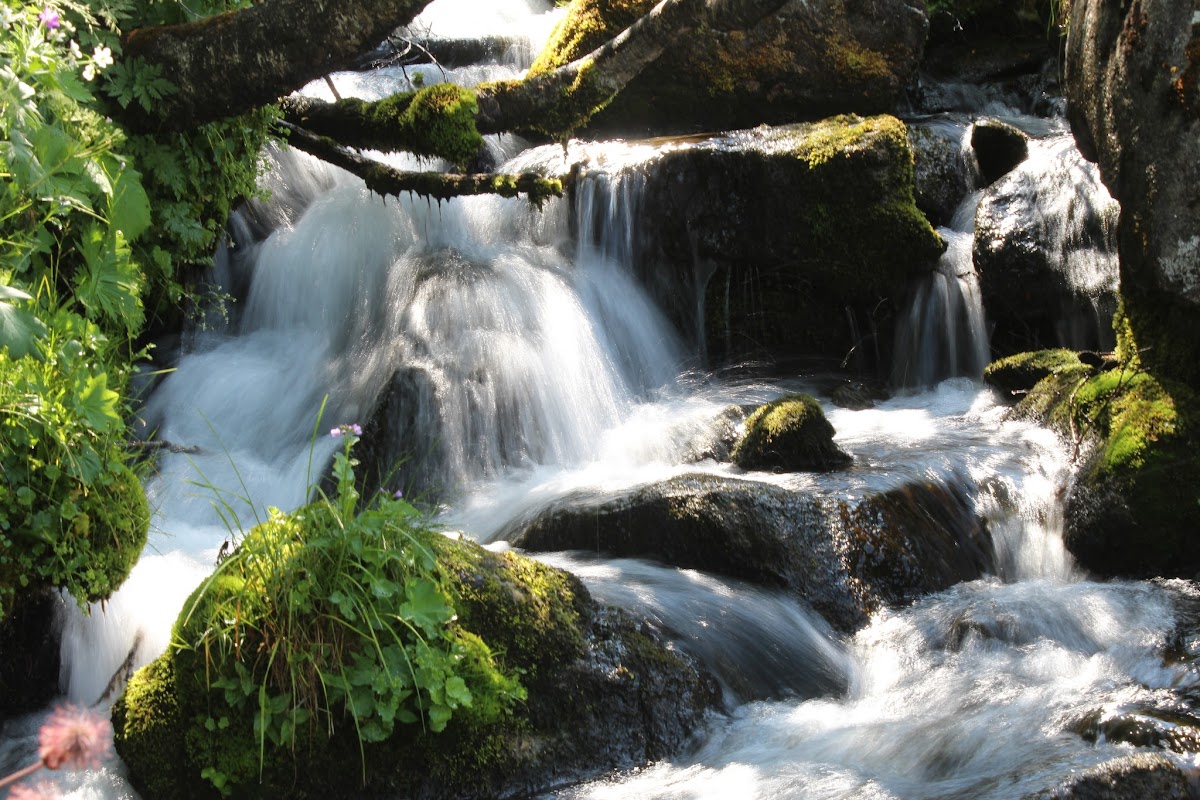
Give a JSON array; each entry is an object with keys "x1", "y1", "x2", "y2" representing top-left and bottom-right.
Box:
[
  {"x1": 530, "y1": 0, "x2": 928, "y2": 137},
  {"x1": 1011, "y1": 358, "x2": 1200, "y2": 577},
  {"x1": 621, "y1": 115, "x2": 942, "y2": 366},
  {"x1": 732, "y1": 394, "x2": 852, "y2": 472},
  {"x1": 112, "y1": 535, "x2": 718, "y2": 799},
  {"x1": 984, "y1": 349, "x2": 1086, "y2": 399}
]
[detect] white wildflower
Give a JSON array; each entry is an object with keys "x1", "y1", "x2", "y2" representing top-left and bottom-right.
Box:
[{"x1": 92, "y1": 45, "x2": 112, "y2": 70}]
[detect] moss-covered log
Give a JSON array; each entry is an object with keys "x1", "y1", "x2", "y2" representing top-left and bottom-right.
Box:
[
  {"x1": 281, "y1": 122, "x2": 562, "y2": 205},
  {"x1": 119, "y1": 0, "x2": 436, "y2": 131}
]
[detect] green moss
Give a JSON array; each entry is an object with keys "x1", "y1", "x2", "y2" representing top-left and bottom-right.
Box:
[
  {"x1": 323, "y1": 84, "x2": 484, "y2": 166},
  {"x1": 111, "y1": 657, "x2": 185, "y2": 800},
  {"x1": 984, "y1": 348, "x2": 1084, "y2": 397},
  {"x1": 825, "y1": 35, "x2": 892, "y2": 84},
  {"x1": 732, "y1": 394, "x2": 852, "y2": 471},
  {"x1": 528, "y1": 0, "x2": 655, "y2": 76}
]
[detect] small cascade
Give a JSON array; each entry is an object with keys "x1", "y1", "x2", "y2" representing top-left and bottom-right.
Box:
[{"x1": 892, "y1": 198, "x2": 990, "y2": 388}]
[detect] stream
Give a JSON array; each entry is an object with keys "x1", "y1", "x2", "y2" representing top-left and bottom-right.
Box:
[{"x1": 3, "y1": 0, "x2": 1197, "y2": 798}]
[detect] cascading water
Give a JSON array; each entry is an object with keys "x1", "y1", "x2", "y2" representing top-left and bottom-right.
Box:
[{"x1": 16, "y1": 4, "x2": 1196, "y2": 799}]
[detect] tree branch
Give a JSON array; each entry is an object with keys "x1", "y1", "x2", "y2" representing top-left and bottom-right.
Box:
[
  {"x1": 279, "y1": 122, "x2": 563, "y2": 205},
  {"x1": 120, "y1": 0, "x2": 436, "y2": 131}
]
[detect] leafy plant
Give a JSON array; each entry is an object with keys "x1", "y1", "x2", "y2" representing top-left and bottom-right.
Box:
[{"x1": 177, "y1": 427, "x2": 525, "y2": 795}]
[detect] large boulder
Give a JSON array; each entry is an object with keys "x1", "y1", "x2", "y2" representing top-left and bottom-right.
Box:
[
  {"x1": 112, "y1": 523, "x2": 718, "y2": 799},
  {"x1": 600, "y1": 115, "x2": 943, "y2": 367},
  {"x1": 509, "y1": 472, "x2": 994, "y2": 631},
  {"x1": 530, "y1": 0, "x2": 929, "y2": 137},
  {"x1": 1064, "y1": 0, "x2": 1200, "y2": 387},
  {"x1": 972, "y1": 135, "x2": 1120, "y2": 356}
]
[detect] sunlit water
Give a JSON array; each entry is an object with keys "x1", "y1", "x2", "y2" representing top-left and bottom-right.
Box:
[{"x1": 8, "y1": 4, "x2": 1191, "y2": 798}]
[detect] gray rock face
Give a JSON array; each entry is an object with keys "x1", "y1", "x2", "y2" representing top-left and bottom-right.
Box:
[
  {"x1": 1064, "y1": 0, "x2": 1200, "y2": 383},
  {"x1": 908, "y1": 118, "x2": 975, "y2": 227},
  {"x1": 509, "y1": 472, "x2": 994, "y2": 631}
]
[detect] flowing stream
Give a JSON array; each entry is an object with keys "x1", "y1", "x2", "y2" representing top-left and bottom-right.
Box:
[{"x1": 2, "y1": 3, "x2": 1193, "y2": 798}]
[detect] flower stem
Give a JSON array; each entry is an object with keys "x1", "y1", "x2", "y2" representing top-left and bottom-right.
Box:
[{"x1": 0, "y1": 760, "x2": 44, "y2": 789}]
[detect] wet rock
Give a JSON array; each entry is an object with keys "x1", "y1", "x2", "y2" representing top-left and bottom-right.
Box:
[
  {"x1": 531, "y1": 0, "x2": 928, "y2": 137},
  {"x1": 971, "y1": 118, "x2": 1028, "y2": 186},
  {"x1": 732, "y1": 394, "x2": 852, "y2": 472},
  {"x1": 1071, "y1": 706, "x2": 1200, "y2": 753},
  {"x1": 1024, "y1": 752, "x2": 1193, "y2": 799},
  {"x1": 509, "y1": 473, "x2": 994, "y2": 631},
  {"x1": 682, "y1": 405, "x2": 748, "y2": 463},
  {"x1": 828, "y1": 380, "x2": 890, "y2": 410},
  {"x1": 983, "y1": 349, "x2": 1087, "y2": 400},
  {"x1": 1064, "y1": 0, "x2": 1200, "y2": 387},
  {"x1": 611, "y1": 115, "x2": 942, "y2": 368},
  {"x1": 0, "y1": 590, "x2": 65, "y2": 718},
  {"x1": 907, "y1": 118, "x2": 974, "y2": 227},
  {"x1": 972, "y1": 139, "x2": 1120, "y2": 356}
]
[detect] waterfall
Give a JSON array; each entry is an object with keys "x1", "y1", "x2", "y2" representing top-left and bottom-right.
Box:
[{"x1": 891, "y1": 199, "x2": 990, "y2": 388}]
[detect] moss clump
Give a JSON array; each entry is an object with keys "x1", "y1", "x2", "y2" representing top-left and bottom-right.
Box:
[
  {"x1": 984, "y1": 349, "x2": 1085, "y2": 398},
  {"x1": 733, "y1": 394, "x2": 852, "y2": 472}
]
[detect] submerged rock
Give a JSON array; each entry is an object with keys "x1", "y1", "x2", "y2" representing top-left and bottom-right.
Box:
[
  {"x1": 1024, "y1": 752, "x2": 1193, "y2": 800},
  {"x1": 530, "y1": 0, "x2": 928, "y2": 137},
  {"x1": 732, "y1": 394, "x2": 852, "y2": 472},
  {"x1": 510, "y1": 473, "x2": 993, "y2": 631},
  {"x1": 112, "y1": 533, "x2": 718, "y2": 799}
]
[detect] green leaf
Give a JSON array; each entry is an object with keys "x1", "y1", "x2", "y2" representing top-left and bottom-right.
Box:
[
  {"x1": 444, "y1": 676, "x2": 472, "y2": 707},
  {"x1": 73, "y1": 372, "x2": 120, "y2": 432},
  {"x1": 0, "y1": 285, "x2": 48, "y2": 360},
  {"x1": 399, "y1": 578, "x2": 454, "y2": 634},
  {"x1": 74, "y1": 225, "x2": 144, "y2": 332},
  {"x1": 427, "y1": 703, "x2": 452, "y2": 732},
  {"x1": 108, "y1": 162, "x2": 151, "y2": 241}
]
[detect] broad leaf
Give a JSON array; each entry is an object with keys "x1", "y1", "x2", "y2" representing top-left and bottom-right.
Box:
[
  {"x1": 0, "y1": 284, "x2": 47, "y2": 359},
  {"x1": 73, "y1": 371, "x2": 120, "y2": 432}
]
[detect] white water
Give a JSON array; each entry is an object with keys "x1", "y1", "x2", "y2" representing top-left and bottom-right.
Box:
[{"x1": 15, "y1": 4, "x2": 1194, "y2": 798}]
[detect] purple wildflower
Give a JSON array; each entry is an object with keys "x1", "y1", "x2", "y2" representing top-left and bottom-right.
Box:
[
  {"x1": 329, "y1": 427, "x2": 342, "y2": 438},
  {"x1": 330, "y1": 423, "x2": 362, "y2": 438},
  {"x1": 38, "y1": 6, "x2": 59, "y2": 29},
  {"x1": 393, "y1": 489, "x2": 404, "y2": 499}
]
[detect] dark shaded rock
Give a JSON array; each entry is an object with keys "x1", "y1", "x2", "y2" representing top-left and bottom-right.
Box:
[
  {"x1": 510, "y1": 472, "x2": 994, "y2": 631},
  {"x1": 113, "y1": 536, "x2": 719, "y2": 800},
  {"x1": 1024, "y1": 753, "x2": 1193, "y2": 800},
  {"x1": 971, "y1": 118, "x2": 1028, "y2": 185},
  {"x1": 983, "y1": 348, "x2": 1085, "y2": 400},
  {"x1": 829, "y1": 380, "x2": 889, "y2": 410},
  {"x1": 355, "y1": 365, "x2": 448, "y2": 505},
  {"x1": 532, "y1": 0, "x2": 928, "y2": 137},
  {"x1": 0, "y1": 590, "x2": 65, "y2": 718},
  {"x1": 1064, "y1": 0, "x2": 1200, "y2": 387},
  {"x1": 972, "y1": 136, "x2": 1120, "y2": 357},
  {"x1": 907, "y1": 118, "x2": 974, "y2": 226},
  {"x1": 1071, "y1": 706, "x2": 1200, "y2": 754},
  {"x1": 732, "y1": 394, "x2": 852, "y2": 471},
  {"x1": 594, "y1": 115, "x2": 942, "y2": 368}
]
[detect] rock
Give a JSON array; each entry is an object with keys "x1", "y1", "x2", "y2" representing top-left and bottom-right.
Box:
[
  {"x1": 1024, "y1": 753, "x2": 1193, "y2": 800},
  {"x1": 970, "y1": 118, "x2": 1028, "y2": 186},
  {"x1": 1064, "y1": 0, "x2": 1200, "y2": 387},
  {"x1": 682, "y1": 405, "x2": 748, "y2": 463},
  {"x1": 1070, "y1": 706, "x2": 1200, "y2": 753},
  {"x1": 601, "y1": 115, "x2": 942, "y2": 367},
  {"x1": 732, "y1": 394, "x2": 852, "y2": 471},
  {"x1": 0, "y1": 590, "x2": 66, "y2": 717},
  {"x1": 1010, "y1": 360, "x2": 1200, "y2": 578},
  {"x1": 983, "y1": 349, "x2": 1086, "y2": 400},
  {"x1": 829, "y1": 380, "x2": 889, "y2": 410},
  {"x1": 972, "y1": 136, "x2": 1120, "y2": 356},
  {"x1": 907, "y1": 118, "x2": 974, "y2": 227},
  {"x1": 509, "y1": 472, "x2": 994, "y2": 631},
  {"x1": 531, "y1": 0, "x2": 928, "y2": 137},
  {"x1": 112, "y1": 531, "x2": 719, "y2": 799}
]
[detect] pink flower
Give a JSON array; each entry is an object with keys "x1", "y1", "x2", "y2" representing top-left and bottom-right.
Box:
[
  {"x1": 330, "y1": 423, "x2": 362, "y2": 438},
  {"x1": 37, "y1": 6, "x2": 59, "y2": 29},
  {"x1": 8, "y1": 781, "x2": 61, "y2": 799},
  {"x1": 38, "y1": 705, "x2": 112, "y2": 770}
]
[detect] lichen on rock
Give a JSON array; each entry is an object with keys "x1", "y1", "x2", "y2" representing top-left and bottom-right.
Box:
[{"x1": 732, "y1": 394, "x2": 853, "y2": 472}]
